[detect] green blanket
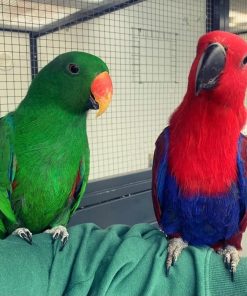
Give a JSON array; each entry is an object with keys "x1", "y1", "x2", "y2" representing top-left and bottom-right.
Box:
[{"x1": 0, "y1": 223, "x2": 247, "y2": 296}]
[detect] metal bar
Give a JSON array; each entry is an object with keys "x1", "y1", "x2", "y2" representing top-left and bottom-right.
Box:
[
  {"x1": 33, "y1": 0, "x2": 145, "y2": 38},
  {"x1": 69, "y1": 190, "x2": 154, "y2": 227},
  {"x1": 206, "y1": 0, "x2": 218, "y2": 31},
  {"x1": 82, "y1": 169, "x2": 151, "y2": 207},
  {"x1": 29, "y1": 33, "x2": 39, "y2": 80},
  {"x1": 83, "y1": 179, "x2": 151, "y2": 207},
  {"x1": 206, "y1": 0, "x2": 229, "y2": 31},
  {"x1": 235, "y1": 30, "x2": 247, "y2": 35},
  {"x1": 0, "y1": 27, "x2": 32, "y2": 34},
  {"x1": 86, "y1": 169, "x2": 151, "y2": 194},
  {"x1": 223, "y1": 0, "x2": 230, "y2": 31}
]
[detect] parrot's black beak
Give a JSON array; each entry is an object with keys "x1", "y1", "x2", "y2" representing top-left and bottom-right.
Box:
[
  {"x1": 195, "y1": 42, "x2": 226, "y2": 96},
  {"x1": 88, "y1": 93, "x2": 99, "y2": 110}
]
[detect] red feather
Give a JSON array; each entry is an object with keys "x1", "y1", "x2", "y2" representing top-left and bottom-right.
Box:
[
  {"x1": 69, "y1": 163, "x2": 82, "y2": 203},
  {"x1": 169, "y1": 31, "x2": 247, "y2": 196}
]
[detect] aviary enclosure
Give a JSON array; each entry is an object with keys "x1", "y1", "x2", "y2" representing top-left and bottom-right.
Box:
[{"x1": 0, "y1": 0, "x2": 246, "y2": 231}]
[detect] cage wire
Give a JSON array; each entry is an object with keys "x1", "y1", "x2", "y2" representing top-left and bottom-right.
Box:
[
  {"x1": 229, "y1": 0, "x2": 247, "y2": 34},
  {"x1": 0, "y1": 0, "x2": 208, "y2": 180}
]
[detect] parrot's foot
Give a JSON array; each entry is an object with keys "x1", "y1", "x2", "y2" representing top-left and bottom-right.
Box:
[
  {"x1": 217, "y1": 245, "x2": 240, "y2": 281},
  {"x1": 45, "y1": 225, "x2": 69, "y2": 251},
  {"x1": 12, "y1": 228, "x2": 32, "y2": 245},
  {"x1": 166, "y1": 237, "x2": 188, "y2": 276}
]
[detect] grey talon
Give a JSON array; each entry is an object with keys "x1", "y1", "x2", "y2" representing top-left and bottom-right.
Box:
[
  {"x1": 53, "y1": 233, "x2": 59, "y2": 241},
  {"x1": 21, "y1": 233, "x2": 32, "y2": 245},
  {"x1": 166, "y1": 237, "x2": 188, "y2": 275},
  {"x1": 44, "y1": 225, "x2": 69, "y2": 250},
  {"x1": 11, "y1": 228, "x2": 33, "y2": 245},
  {"x1": 218, "y1": 245, "x2": 240, "y2": 279},
  {"x1": 166, "y1": 266, "x2": 170, "y2": 277}
]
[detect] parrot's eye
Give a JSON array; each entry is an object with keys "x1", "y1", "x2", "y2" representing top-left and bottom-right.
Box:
[
  {"x1": 242, "y1": 56, "x2": 247, "y2": 66},
  {"x1": 68, "y1": 64, "x2": 80, "y2": 75}
]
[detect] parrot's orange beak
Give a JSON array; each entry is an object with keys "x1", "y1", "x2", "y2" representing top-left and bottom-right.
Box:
[{"x1": 90, "y1": 71, "x2": 113, "y2": 117}]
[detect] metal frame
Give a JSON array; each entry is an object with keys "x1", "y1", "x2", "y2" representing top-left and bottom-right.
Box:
[
  {"x1": 29, "y1": 33, "x2": 39, "y2": 79},
  {"x1": 33, "y1": 0, "x2": 145, "y2": 38},
  {"x1": 234, "y1": 30, "x2": 247, "y2": 35},
  {"x1": 26, "y1": 0, "x2": 145, "y2": 79},
  {"x1": 207, "y1": 0, "x2": 230, "y2": 31}
]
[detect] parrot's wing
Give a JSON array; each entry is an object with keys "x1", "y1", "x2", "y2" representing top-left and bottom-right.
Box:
[
  {"x1": 0, "y1": 115, "x2": 17, "y2": 226},
  {"x1": 225, "y1": 133, "x2": 247, "y2": 248},
  {"x1": 152, "y1": 127, "x2": 169, "y2": 225},
  {"x1": 68, "y1": 158, "x2": 89, "y2": 217},
  {"x1": 237, "y1": 133, "x2": 247, "y2": 231}
]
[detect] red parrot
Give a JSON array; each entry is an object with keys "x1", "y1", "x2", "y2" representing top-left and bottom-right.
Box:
[{"x1": 152, "y1": 30, "x2": 247, "y2": 278}]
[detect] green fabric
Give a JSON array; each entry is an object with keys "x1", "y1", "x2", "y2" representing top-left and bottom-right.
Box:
[{"x1": 0, "y1": 223, "x2": 247, "y2": 296}]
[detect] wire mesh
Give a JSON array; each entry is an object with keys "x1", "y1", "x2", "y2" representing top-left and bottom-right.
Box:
[
  {"x1": 229, "y1": 0, "x2": 247, "y2": 34},
  {"x1": 0, "y1": 0, "x2": 208, "y2": 180}
]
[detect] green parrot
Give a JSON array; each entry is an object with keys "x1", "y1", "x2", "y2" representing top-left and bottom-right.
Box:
[{"x1": 0, "y1": 51, "x2": 113, "y2": 248}]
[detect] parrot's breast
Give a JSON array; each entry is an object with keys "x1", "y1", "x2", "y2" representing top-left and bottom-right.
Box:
[
  {"x1": 10, "y1": 113, "x2": 89, "y2": 233},
  {"x1": 169, "y1": 99, "x2": 240, "y2": 196},
  {"x1": 11, "y1": 150, "x2": 85, "y2": 232}
]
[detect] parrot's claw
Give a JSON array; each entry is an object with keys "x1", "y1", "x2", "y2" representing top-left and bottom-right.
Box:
[
  {"x1": 45, "y1": 225, "x2": 69, "y2": 251},
  {"x1": 166, "y1": 237, "x2": 188, "y2": 276},
  {"x1": 12, "y1": 228, "x2": 32, "y2": 245},
  {"x1": 166, "y1": 266, "x2": 170, "y2": 277},
  {"x1": 218, "y1": 245, "x2": 240, "y2": 281}
]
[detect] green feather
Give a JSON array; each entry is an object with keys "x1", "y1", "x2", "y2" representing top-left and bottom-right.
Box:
[
  {"x1": 0, "y1": 51, "x2": 109, "y2": 234},
  {"x1": 0, "y1": 116, "x2": 17, "y2": 227}
]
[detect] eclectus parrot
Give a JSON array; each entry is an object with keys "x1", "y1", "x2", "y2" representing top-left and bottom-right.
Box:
[
  {"x1": 152, "y1": 31, "x2": 247, "y2": 277},
  {"x1": 0, "y1": 51, "x2": 112, "y2": 248}
]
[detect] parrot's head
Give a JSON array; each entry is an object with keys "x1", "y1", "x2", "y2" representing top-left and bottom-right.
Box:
[
  {"x1": 187, "y1": 30, "x2": 247, "y2": 125},
  {"x1": 28, "y1": 51, "x2": 113, "y2": 116}
]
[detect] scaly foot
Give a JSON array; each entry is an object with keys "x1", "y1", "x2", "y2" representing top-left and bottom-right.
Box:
[
  {"x1": 166, "y1": 237, "x2": 188, "y2": 276},
  {"x1": 45, "y1": 225, "x2": 69, "y2": 251},
  {"x1": 12, "y1": 227, "x2": 32, "y2": 245},
  {"x1": 218, "y1": 245, "x2": 240, "y2": 281}
]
